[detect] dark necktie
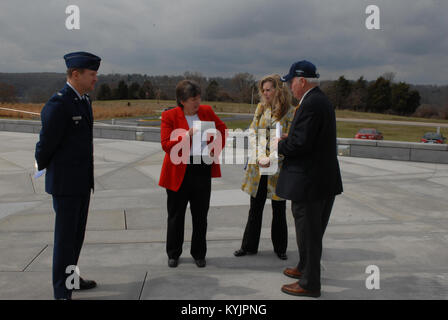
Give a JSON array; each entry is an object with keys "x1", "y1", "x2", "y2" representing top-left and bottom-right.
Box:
[{"x1": 81, "y1": 96, "x2": 93, "y2": 125}]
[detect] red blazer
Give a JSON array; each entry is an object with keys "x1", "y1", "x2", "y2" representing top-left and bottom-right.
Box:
[{"x1": 159, "y1": 105, "x2": 227, "y2": 191}]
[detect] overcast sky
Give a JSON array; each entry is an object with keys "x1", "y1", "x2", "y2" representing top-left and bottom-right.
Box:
[{"x1": 0, "y1": 0, "x2": 447, "y2": 84}]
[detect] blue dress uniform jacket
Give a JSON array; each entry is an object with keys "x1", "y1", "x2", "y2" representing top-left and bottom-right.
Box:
[
  {"x1": 35, "y1": 83, "x2": 95, "y2": 299},
  {"x1": 35, "y1": 83, "x2": 94, "y2": 196}
]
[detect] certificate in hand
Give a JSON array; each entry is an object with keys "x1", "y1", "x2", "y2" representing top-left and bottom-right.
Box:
[
  {"x1": 34, "y1": 161, "x2": 46, "y2": 179},
  {"x1": 192, "y1": 121, "x2": 216, "y2": 156}
]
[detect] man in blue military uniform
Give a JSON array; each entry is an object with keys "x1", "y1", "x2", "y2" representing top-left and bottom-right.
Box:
[{"x1": 35, "y1": 51, "x2": 101, "y2": 300}]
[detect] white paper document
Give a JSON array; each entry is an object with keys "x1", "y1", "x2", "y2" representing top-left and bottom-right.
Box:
[
  {"x1": 259, "y1": 122, "x2": 281, "y2": 175},
  {"x1": 191, "y1": 120, "x2": 216, "y2": 156},
  {"x1": 276, "y1": 122, "x2": 282, "y2": 138},
  {"x1": 34, "y1": 161, "x2": 45, "y2": 179}
]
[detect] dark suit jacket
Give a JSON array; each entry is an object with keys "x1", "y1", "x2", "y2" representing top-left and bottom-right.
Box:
[
  {"x1": 276, "y1": 87, "x2": 343, "y2": 202},
  {"x1": 35, "y1": 84, "x2": 94, "y2": 196}
]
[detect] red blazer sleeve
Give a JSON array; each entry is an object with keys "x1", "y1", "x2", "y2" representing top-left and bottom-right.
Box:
[{"x1": 160, "y1": 110, "x2": 188, "y2": 154}]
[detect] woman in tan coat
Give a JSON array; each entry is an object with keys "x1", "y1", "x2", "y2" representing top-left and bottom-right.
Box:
[{"x1": 235, "y1": 74, "x2": 295, "y2": 260}]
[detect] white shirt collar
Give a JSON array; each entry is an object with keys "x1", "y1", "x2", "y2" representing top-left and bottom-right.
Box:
[
  {"x1": 66, "y1": 81, "x2": 83, "y2": 100},
  {"x1": 298, "y1": 86, "x2": 317, "y2": 106}
]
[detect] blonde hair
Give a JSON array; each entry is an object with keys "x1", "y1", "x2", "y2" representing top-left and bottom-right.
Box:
[{"x1": 258, "y1": 74, "x2": 291, "y2": 121}]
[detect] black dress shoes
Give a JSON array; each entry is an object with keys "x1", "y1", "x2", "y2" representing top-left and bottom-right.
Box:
[
  {"x1": 168, "y1": 258, "x2": 178, "y2": 268},
  {"x1": 276, "y1": 252, "x2": 288, "y2": 260},
  {"x1": 75, "y1": 277, "x2": 97, "y2": 290},
  {"x1": 233, "y1": 249, "x2": 257, "y2": 257},
  {"x1": 195, "y1": 259, "x2": 206, "y2": 268}
]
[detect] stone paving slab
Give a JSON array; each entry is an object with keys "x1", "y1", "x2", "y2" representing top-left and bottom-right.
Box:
[
  {"x1": 0, "y1": 244, "x2": 48, "y2": 272},
  {"x1": 0, "y1": 132, "x2": 447, "y2": 300}
]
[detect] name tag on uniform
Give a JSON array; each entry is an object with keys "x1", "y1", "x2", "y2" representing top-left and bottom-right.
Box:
[{"x1": 72, "y1": 115, "x2": 82, "y2": 124}]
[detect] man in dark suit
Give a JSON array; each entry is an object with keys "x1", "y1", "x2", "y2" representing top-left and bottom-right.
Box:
[
  {"x1": 35, "y1": 52, "x2": 101, "y2": 300},
  {"x1": 273, "y1": 60, "x2": 343, "y2": 298}
]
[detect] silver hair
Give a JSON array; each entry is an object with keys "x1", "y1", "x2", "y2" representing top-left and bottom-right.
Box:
[{"x1": 304, "y1": 77, "x2": 320, "y2": 86}]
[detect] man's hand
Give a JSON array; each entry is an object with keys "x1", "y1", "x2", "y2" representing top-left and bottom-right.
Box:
[{"x1": 271, "y1": 134, "x2": 287, "y2": 152}]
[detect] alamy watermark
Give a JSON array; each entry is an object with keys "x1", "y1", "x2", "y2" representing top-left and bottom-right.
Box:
[
  {"x1": 365, "y1": 5, "x2": 381, "y2": 30},
  {"x1": 65, "y1": 265, "x2": 80, "y2": 290},
  {"x1": 65, "y1": 4, "x2": 381, "y2": 31},
  {"x1": 365, "y1": 265, "x2": 380, "y2": 290},
  {"x1": 65, "y1": 5, "x2": 80, "y2": 30},
  {"x1": 168, "y1": 123, "x2": 280, "y2": 175}
]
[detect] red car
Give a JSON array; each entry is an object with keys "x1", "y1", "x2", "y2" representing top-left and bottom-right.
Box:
[
  {"x1": 355, "y1": 128, "x2": 383, "y2": 140},
  {"x1": 421, "y1": 132, "x2": 446, "y2": 144}
]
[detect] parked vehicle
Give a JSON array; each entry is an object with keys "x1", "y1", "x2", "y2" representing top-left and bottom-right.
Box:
[
  {"x1": 355, "y1": 128, "x2": 383, "y2": 140},
  {"x1": 421, "y1": 132, "x2": 446, "y2": 144}
]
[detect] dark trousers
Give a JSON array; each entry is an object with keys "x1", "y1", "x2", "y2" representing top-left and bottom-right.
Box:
[
  {"x1": 292, "y1": 196, "x2": 335, "y2": 291},
  {"x1": 166, "y1": 163, "x2": 211, "y2": 260},
  {"x1": 241, "y1": 175, "x2": 287, "y2": 254},
  {"x1": 52, "y1": 194, "x2": 90, "y2": 299}
]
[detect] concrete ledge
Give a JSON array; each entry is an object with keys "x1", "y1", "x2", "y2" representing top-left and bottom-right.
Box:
[
  {"x1": 337, "y1": 138, "x2": 448, "y2": 164},
  {"x1": 410, "y1": 149, "x2": 448, "y2": 163},
  {"x1": 350, "y1": 145, "x2": 411, "y2": 161},
  {"x1": 0, "y1": 119, "x2": 41, "y2": 134},
  {"x1": 409, "y1": 142, "x2": 448, "y2": 151},
  {"x1": 0, "y1": 119, "x2": 161, "y2": 142},
  {"x1": 1, "y1": 119, "x2": 447, "y2": 164},
  {"x1": 345, "y1": 139, "x2": 378, "y2": 147}
]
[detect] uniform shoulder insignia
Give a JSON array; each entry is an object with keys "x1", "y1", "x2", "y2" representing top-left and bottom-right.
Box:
[{"x1": 57, "y1": 92, "x2": 63, "y2": 96}]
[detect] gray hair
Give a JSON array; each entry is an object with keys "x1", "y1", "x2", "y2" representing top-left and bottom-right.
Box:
[{"x1": 304, "y1": 77, "x2": 320, "y2": 86}]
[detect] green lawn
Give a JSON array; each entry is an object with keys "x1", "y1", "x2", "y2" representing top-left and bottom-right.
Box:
[
  {"x1": 94, "y1": 99, "x2": 448, "y2": 122},
  {"x1": 5, "y1": 98, "x2": 445, "y2": 143},
  {"x1": 337, "y1": 122, "x2": 448, "y2": 142},
  {"x1": 221, "y1": 119, "x2": 447, "y2": 143},
  {"x1": 335, "y1": 110, "x2": 448, "y2": 124}
]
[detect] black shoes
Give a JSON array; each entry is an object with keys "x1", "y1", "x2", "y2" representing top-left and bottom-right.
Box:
[
  {"x1": 234, "y1": 249, "x2": 287, "y2": 260},
  {"x1": 195, "y1": 259, "x2": 206, "y2": 268},
  {"x1": 168, "y1": 258, "x2": 179, "y2": 268},
  {"x1": 74, "y1": 277, "x2": 97, "y2": 290},
  {"x1": 276, "y1": 252, "x2": 288, "y2": 260},
  {"x1": 168, "y1": 258, "x2": 206, "y2": 268},
  {"x1": 233, "y1": 249, "x2": 257, "y2": 257}
]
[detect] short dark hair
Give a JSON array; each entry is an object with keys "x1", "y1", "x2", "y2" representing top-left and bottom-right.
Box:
[
  {"x1": 176, "y1": 80, "x2": 201, "y2": 107},
  {"x1": 66, "y1": 68, "x2": 85, "y2": 78}
]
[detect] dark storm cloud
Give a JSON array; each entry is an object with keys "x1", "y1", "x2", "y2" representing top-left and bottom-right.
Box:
[{"x1": 0, "y1": 0, "x2": 447, "y2": 84}]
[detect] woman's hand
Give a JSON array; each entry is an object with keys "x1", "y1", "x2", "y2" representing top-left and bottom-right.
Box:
[
  {"x1": 258, "y1": 156, "x2": 270, "y2": 168},
  {"x1": 186, "y1": 127, "x2": 197, "y2": 137}
]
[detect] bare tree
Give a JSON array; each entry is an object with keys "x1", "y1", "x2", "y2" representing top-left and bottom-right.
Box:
[{"x1": 0, "y1": 82, "x2": 17, "y2": 102}]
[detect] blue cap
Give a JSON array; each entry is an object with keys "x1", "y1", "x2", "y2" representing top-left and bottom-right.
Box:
[
  {"x1": 280, "y1": 60, "x2": 319, "y2": 82},
  {"x1": 63, "y1": 51, "x2": 101, "y2": 71}
]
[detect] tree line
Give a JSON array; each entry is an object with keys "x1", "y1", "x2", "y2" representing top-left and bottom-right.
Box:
[
  {"x1": 96, "y1": 72, "x2": 424, "y2": 117},
  {"x1": 321, "y1": 74, "x2": 422, "y2": 116},
  {"x1": 1, "y1": 71, "x2": 447, "y2": 119},
  {"x1": 96, "y1": 71, "x2": 256, "y2": 104}
]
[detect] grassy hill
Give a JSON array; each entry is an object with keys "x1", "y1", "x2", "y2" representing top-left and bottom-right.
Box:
[{"x1": 1, "y1": 99, "x2": 447, "y2": 142}]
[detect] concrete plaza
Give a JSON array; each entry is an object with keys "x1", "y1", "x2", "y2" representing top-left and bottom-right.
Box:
[{"x1": 0, "y1": 131, "x2": 447, "y2": 300}]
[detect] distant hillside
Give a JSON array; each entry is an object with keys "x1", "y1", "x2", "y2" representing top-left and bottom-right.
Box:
[
  {"x1": 0, "y1": 72, "x2": 447, "y2": 107},
  {"x1": 0, "y1": 72, "x2": 239, "y2": 103}
]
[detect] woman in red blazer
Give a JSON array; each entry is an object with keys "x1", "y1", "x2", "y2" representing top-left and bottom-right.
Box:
[{"x1": 159, "y1": 79, "x2": 227, "y2": 268}]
